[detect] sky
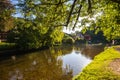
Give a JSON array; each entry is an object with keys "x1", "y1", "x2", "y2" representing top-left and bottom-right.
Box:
[
  {"x1": 63, "y1": 27, "x2": 82, "y2": 34},
  {"x1": 10, "y1": 0, "x2": 22, "y2": 17}
]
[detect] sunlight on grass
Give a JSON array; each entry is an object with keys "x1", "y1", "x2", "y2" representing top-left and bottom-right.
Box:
[{"x1": 73, "y1": 47, "x2": 120, "y2": 80}]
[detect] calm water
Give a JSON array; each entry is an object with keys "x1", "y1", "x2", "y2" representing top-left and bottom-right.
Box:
[{"x1": 0, "y1": 45, "x2": 104, "y2": 80}]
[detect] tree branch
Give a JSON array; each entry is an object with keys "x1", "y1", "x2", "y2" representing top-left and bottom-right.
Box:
[
  {"x1": 66, "y1": 0, "x2": 77, "y2": 27},
  {"x1": 72, "y1": 5, "x2": 82, "y2": 30},
  {"x1": 72, "y1": 11, "x2": 79, "y2": 14},
  {"x1": 87, "y1": 0, "x2": 92, "y2": 13}
]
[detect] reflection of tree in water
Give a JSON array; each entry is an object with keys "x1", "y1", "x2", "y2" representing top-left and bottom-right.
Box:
[
  {"x1": 0, "y1": 47, "x2": 73, "y2": 80},
  {"x1": 80, "y1": 45, "x2": 104, "y2": 59},
  {"x1": 49, "y1": 46, "x2": 73, "y2": 57}
]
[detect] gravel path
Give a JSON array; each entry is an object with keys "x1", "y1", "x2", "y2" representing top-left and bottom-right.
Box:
[{"x1": 109, "y1": 58, "x2": 120, "y2": 74}]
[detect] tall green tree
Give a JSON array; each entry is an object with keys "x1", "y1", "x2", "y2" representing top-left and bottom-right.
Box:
[
  {"x1": 95, "y1": 1, "x2": 120, "y2": 40},
  {"x1": 73, "y1": 0, "x2": 120, "y2": 41},
  {"x1": 9, "y1": 0, "x2": 65, "y2": 49}
]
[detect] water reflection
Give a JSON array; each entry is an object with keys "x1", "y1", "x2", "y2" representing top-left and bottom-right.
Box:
[
  {"x1": 80, "y1": 45, "x2": 105, "y2": 59},
  {"x1": 58, "y1": 48, "x2": 92, "y2": 76},
  {"x1": 0, "y1": 45, "x2": 104, "y2": 80}
]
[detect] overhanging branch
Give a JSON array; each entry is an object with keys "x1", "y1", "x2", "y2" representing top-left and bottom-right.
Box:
[
  {"x1": 72, "y1": 5, "x2": 82, "y2": 30},
  {"x1": 88, "y1": 0, "x2": 92, "y2": 13},
  {"x1": 66, "y1": 0, "x2": 77, "y2": 27}
]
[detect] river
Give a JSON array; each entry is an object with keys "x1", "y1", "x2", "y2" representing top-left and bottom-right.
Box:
[{"x1": 0, "y1": 45, "x2": 104, "y2": 80}]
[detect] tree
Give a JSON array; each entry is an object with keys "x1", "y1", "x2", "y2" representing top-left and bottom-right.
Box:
[
  {"x1": 9, "y1": 0, "x2": 120, "y2": 48},
  {"x1": 0, "y1": 0, "x2": 14, "y2": 32},
  {"x1": 72, "y1": 0, "x2": 120, "y2": 41},
  {"x1": 95, "y1": 2, "x2": 120, "y2": 41},
  {"x1": 8, "y1": 0, "x2": 65, "y2": 49},
  {"x1": 81, "y1": 0, "x2": 120, "y2": 41},
  {"x1": 11, "y1": 0, "x2": 120, "y2": 31}
]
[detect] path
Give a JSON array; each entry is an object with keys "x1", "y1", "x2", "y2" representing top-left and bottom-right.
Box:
[{"x1": 109, "y1": 46, "x2": 120, "y2": 75}]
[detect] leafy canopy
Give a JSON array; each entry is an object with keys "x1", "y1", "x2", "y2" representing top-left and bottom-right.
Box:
[{"x1": 8, "y1": 0, "x2": 120, "y2": 49}]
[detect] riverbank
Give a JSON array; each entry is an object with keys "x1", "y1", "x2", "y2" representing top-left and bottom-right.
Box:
[
  {"x1": 0, "y1": 42, "x2": 49, "y2": 57},
  {"x1": 73, "y1": 46, "x2": 120, "y2": 80},
  {"x1": 0, "y1": 42, "x2": 16, "y2": 51}
]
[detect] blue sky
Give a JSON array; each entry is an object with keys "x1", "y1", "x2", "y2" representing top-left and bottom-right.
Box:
[{"x1": 10, "y1": 0, "x2": 22, "y2": 17}]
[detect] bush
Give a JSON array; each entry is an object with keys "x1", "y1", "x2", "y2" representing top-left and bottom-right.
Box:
[{"x1": 63, "y1": 37, "x2": 75, "y2": 44}]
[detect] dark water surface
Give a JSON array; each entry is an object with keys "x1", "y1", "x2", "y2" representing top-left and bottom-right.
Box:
[{"x1": 0, "y1": 45, "x2": 104, "y2": 80}]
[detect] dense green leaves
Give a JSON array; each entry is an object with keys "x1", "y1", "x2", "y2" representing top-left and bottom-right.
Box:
[
  {"x1": 79, "y1": 0, "x2": 120, "y2": 41},
  {"x1": 95, "y1": 1, "x2": 120, "y2": 40},
  {"x1": 6, "y1": 0, "x2": 67, "y2": 49},
  {"x1": 8, "y1": 18, "x2": 64, "y2": 49}
]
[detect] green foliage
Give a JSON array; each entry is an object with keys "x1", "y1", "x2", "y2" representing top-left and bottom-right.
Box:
[
  {"x1": 77, "y1": 0, "x2": 120, "y2": 41},
  {"x1": 62, "y1": 34, "x2": 75, "y2": 44},
  {"x1": 73, "y1": 47, "x2": 120, "y2": 80},
  {"x1": 7, "y1": 0, "x2": 66, "y2": 49},
  {"x1": 16, "y1": 0, "x2": 68, "y2": 26},
  {"x1": 88, "y1": 1, "x2": 120, "y2": 41},
  {"x1": 95, "y1": 2, "x2": 120, "y2": 40},
  {"x1": 50, "y1": 27, "x2": 64, "y2": 45},
  {"x1": 7, "y1": 17, "x2": 64, "y2": 49},
  {"x1": 15, "y1": 27, "x2": 43, "y2": 49},
  {"x1": 7, "y1": 0, "x2": 120, "y2": 49}
]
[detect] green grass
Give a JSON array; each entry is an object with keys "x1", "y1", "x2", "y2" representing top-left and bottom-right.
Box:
[
  {"x1": 0, "y1": 42, "x2": 16, "y2": 51},
  {"x1": 73, "y1": 47, "x2": 120, "y2": 80}
]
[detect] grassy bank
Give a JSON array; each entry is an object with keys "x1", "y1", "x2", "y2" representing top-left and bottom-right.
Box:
[
  {"x1": 0, "y1": 42, "x2": 16, "y2": 51},
  {"x1": 73, "y1": 47, "x2": 120, "y2": 80}
]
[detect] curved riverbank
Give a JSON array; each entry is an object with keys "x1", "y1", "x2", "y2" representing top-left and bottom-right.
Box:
[{"x1": 73, "y1": 46, "x2": 120, "y2": 80}]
